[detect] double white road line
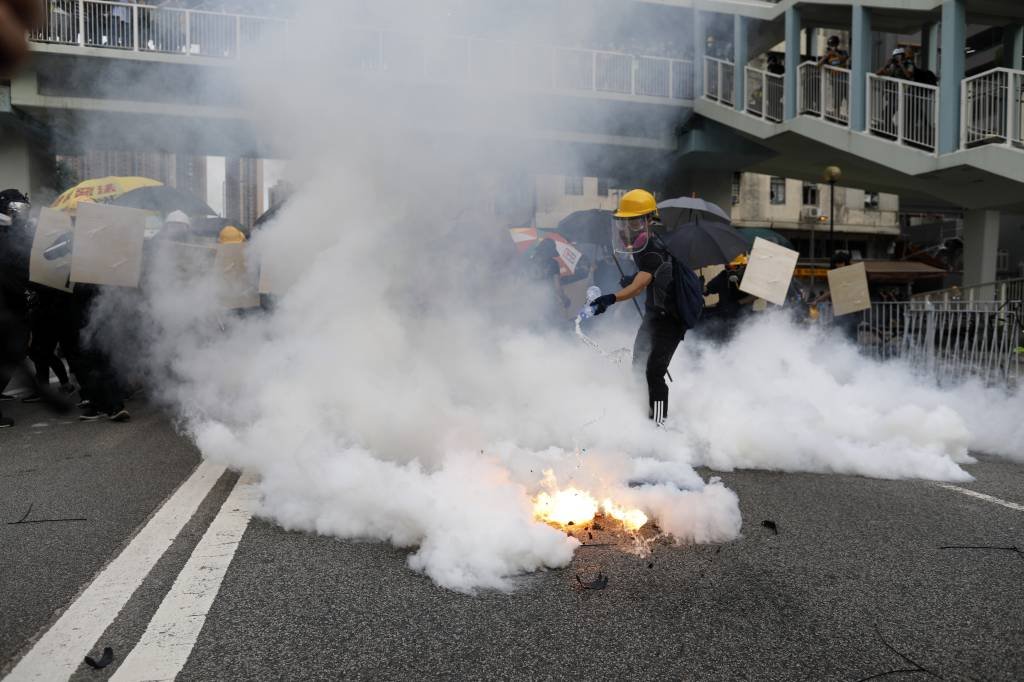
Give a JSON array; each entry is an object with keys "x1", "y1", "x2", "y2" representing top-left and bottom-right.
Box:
[{"x1": 4, "y1": 463, "x2": 257, "y2": 682}]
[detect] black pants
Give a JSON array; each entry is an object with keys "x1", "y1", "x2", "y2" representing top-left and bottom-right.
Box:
[
  {"x1": 632, "y1": 313, "x2": 685, "y2": 419},
  {"x1": 28, "y1": 311, "x2": 69, "y2": 386}
]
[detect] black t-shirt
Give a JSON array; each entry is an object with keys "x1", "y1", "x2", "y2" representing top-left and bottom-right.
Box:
[{"x1": 633, "y1": 240, "x2": 672, "y2": 313}]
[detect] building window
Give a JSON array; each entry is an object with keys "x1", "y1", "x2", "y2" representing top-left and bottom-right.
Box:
[
  {"x1": 597, "y1": 178, "x2": 610, "y2": 197},
  {"x1": 564, "y1": 176, "x2": 583, "y2": 196},
  {"x1": 864, "y1": 191, "x2": 880, "y2": 209},
  {"x1": 802, "y1": 182, "x2": 818, "y2": 206},
  {"x1": 731, "y1": 172, "x2": 741, "y2": 206},
  {"x1": 769, "y1": 177, "x2": 786, "y2": 205},
  {"x1": 997, "y1": 249, "x2": 1010, "y2": 272}
]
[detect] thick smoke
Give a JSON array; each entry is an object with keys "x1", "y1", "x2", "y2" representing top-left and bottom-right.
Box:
[{"x1": 86, "y1": 1, "x2": 1023, "y2": 591}]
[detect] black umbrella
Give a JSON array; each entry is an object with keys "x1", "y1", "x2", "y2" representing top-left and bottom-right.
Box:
[
  {"x1": 656, "y1": 221, "x2": 749, "y2": 269},
  {"x1": 657, "y1": 197, "x2": 731, "y2": 230},
  {"x1": 111, "y1": 185, "x2": 215, "y2": 218},
  {"x1": 556, "y1": 209, "x2": 612, "y2": 247}
]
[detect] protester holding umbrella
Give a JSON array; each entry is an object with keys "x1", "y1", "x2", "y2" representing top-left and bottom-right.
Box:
[{"x1": 589, "y1": 189, "x2": 684, "y2": 424}]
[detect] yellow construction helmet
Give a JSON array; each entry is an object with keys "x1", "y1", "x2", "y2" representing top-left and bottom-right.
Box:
[
  {"x1": 218, "y1": 225, "x2": 246, "y2": 244},
  {"x1": 613, "y1": 189, "x2": 658, "y2": 218}
]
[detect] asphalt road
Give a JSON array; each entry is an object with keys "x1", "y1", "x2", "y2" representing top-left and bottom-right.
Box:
[{"x1": 2, "y1": 398, "x2": 1022, "y2": 681}]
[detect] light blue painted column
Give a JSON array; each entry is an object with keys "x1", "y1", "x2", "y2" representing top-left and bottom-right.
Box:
[
  {"x1": 734, "y1": 14, "x2": 748, "y2": 112},
  {"x1": 939, "y1": 0, "x2": 966, "y2": 154},
  {"x1": 1004, "y1": 24, "x2": 1023, "y2": 69},
  {"x1": 784, "y1": 6, "x2": 800, "y2": 120},
  {"x1": 850, "y1": 6, "x2": 872, "y2": 132}
]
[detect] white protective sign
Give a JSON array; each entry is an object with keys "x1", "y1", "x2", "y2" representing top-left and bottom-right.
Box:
[
  {"x1": 70, "y1": 203, "x2": 147, "y2": 288},
  {"x1": 827, "y1": 261, "x2": 871, "y2": 316},
  {"x1": 553, "y1": 240, "x2": 582, "y2": 275},
  {"x1": 739, "y1": 237, "x2": 799, "y2": 306},
  {"x1": 29, "y1": 208, "x2": 74, "y2": 292}
]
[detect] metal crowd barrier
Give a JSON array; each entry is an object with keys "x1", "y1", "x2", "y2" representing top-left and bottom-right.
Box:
[{"x1": 818, "y1": 300, "x2": 1022, "y2": 386}]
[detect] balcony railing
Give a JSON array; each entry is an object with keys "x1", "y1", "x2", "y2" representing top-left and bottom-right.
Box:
[
  {"x1": 744, "y1": 66, "x2": 783, "y2": 122},
  {"x1": 867, "y1": 74, "x2": 939, "y2": 154},
  {"x1": 797, "y1": 62, "x2": 850, "y2": 125},
  {"x1": 961, "y1": 67, "x2": 1024, "y2": 149},
  {"x1": 703, "y1": 56, "x2": 734, "y2": 106},
  {"x1": 29, "y1": 1, "x2": 695, "y2": 103}
]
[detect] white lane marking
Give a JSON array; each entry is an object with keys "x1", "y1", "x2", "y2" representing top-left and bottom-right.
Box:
[
  {"x1": 935, "y1": 483, "x2": 1024, "y2": 513},
  {"x1": 111, "y1": 472, "x2": 258, "y2": 682},
  {"x1": 4, "y1": 461, "x2": 226, "y2": 682}
]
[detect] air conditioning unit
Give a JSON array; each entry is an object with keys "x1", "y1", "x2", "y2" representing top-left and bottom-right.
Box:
[{"x1": 801, "y1": 207, "x2": 822, "y2": 220}]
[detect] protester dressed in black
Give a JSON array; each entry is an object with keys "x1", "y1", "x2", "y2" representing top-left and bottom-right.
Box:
[{"x1": 589, "y1": 189, "x2": 687, "y2": 423}]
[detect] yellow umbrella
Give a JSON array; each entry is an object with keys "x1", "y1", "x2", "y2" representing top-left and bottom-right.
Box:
[{"x1": 52, "y1": 176, "x2": 163, "y2": 213}]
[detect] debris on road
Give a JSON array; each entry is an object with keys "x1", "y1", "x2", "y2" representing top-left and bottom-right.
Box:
[
  {"x1": 7, "y1": 503, "x2": 87, "y2": 525},
  {"x1": 576, "y1": 572, "x2": 609, "y2": 590},
  {"x1": 762, "y1": 519, "x2": 778, "y2": 534},
  {"x1": 85, "y1": 646, "x2": 114, "y2": 669},
  {"x1": 856, "y1": 626, "x2": 941, "y2": 682},
  {"x1": 939, "y1": 545, "x2": 1023, "y2": 559}
]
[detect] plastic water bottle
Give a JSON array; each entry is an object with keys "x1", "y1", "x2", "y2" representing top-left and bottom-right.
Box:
[{"x1": 577, "y1": 286, "x2": 603, "y2": 320}]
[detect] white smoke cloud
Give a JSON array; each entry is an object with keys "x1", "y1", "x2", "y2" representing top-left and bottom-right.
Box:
[{"x1": 83, "y1": 0, "x2": 1024, "y2": 592}]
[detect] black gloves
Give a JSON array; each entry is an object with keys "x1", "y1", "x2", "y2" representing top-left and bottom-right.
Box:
[
  {"x1": 619, "y1": 273, "x2": 637, "y2": 288},
  {"x1": 592, "y1": 294, "x2": 617, "y2": 315}
]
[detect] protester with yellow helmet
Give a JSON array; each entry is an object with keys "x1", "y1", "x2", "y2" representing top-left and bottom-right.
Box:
[
  {"x1": 218, "y1": 225, "x2": 246, "y2": 244},
  {"x1": 589, "y1": 189, "x2": 684, "y2": 424}
]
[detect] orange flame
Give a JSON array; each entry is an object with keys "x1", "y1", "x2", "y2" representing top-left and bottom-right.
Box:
[{"x1": 532, "y1": 471, "x2": 647, "y2": 531}]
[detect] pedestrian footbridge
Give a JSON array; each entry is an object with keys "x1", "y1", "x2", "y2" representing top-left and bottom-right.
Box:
[{"x1": 7, "y1": 0, "x2": 1024, "y2": 285}]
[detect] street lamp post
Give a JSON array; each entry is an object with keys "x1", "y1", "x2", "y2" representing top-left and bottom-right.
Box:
[{"x1": 823, "y1": 165, "x2": 842, "y2": 267}]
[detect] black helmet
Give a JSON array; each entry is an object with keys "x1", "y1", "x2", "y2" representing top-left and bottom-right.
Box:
[
  {"x1": 0, "y1": 189, "x2": 30, "y2": 230},
  {"x1": 827, "y1": 35, "x2": 840, "y2": 47}
]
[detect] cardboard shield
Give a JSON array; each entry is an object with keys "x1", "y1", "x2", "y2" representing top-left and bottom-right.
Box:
[
  {"x1": 70, "y1": 203, "x2": 147, "y2": 288},
  {"x1": 739, "y1": 237, "x2": 799, "y2": 306},
  {"x1": 828, "y1": 262, "x2": 871, "y2": 316},
  {"x1": 29, "y1": 208, "x2": 74, "y2": 292}
]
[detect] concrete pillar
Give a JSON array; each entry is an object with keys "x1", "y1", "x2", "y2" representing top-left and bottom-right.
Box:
[
  {"x1": 962, "y1": 209, "x2": 1000, "y2": 291},
  {"x1": 224, "y1": 156, "x2": 241, "y2": 224},
  {"x1": 921, "y1": 23, "x2": 939, "y2": 71},
  {"x1": 807, "y1": 27, "x2": 820, "y2": 58},
  {"x1": 939, "y1": 0, "x2": 966, "y2": 154},
  {"x1": 0, "y1": 121, "x2": 53, "y2": 200},
  {"x1": 784, "y1": 6, "x2": 800, "y2": 120},
  {"x1": 734, "y1": 14, "x2": 748, "y2": 112},
  {"x1": 694, "y1": 8, "x2": 705, "y2": 97},
  {"x1": 1004, "y1": 24, "x2": 1023, "y2": 70},
  {"x1": 850, "y1": 6, "x2": 872, "y2": 132}
]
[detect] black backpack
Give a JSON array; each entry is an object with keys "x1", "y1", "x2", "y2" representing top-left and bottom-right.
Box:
[{"x1": 649, "y1": 234, "x2": 704, "y2": 330}]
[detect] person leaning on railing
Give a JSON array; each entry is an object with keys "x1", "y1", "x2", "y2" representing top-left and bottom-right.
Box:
[{"x1": 817, "y1": 35, "x2": 849, "y2": 69}]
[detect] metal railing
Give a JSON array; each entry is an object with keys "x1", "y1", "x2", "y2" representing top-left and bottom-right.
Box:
[
  {"x1": 703, "y1": 56, "x2": 734, "y2": 106},
  {"x1": 866, "y1": 73, "x2": 939, "y2": 153},
  {"x1": 29, "y1": 2, "x2": 695, "y2": 102},
  {"x1": 797, "y1": 62, "x2": 850, "y2": 125},
  {"x1": 744, "y1": 66, "x2": 783, "y2": 122},
  {"x1": 824, "y1": 300, "x2": 1022, "y2": 385},
  {"x1": 31, "y1": 0, "x2": 287, "y2": 57},
  {"x1": 961, "y1": 67, "x2": 1024, "y2": 149},
  {"x1": 912, "y1": 277, "x2": 1024, "y2": 305},
  {"x1": 798, "y1": 61, "x2": 821, "y2": 116}
]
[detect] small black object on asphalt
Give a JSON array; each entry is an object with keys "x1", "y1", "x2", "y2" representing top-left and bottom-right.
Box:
[
  {"x1": 576, "y1": 572, "x2": 609, "y2": 590},
  {"x1": 762, "y1": 520, "x2": 778, "y2": 534},
  {"x1": 85, "y1": 646, "x2": 114, "y2": 669},
  {"x1": 648, "y1": 563, "x2": 654, "y2": 569}
]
